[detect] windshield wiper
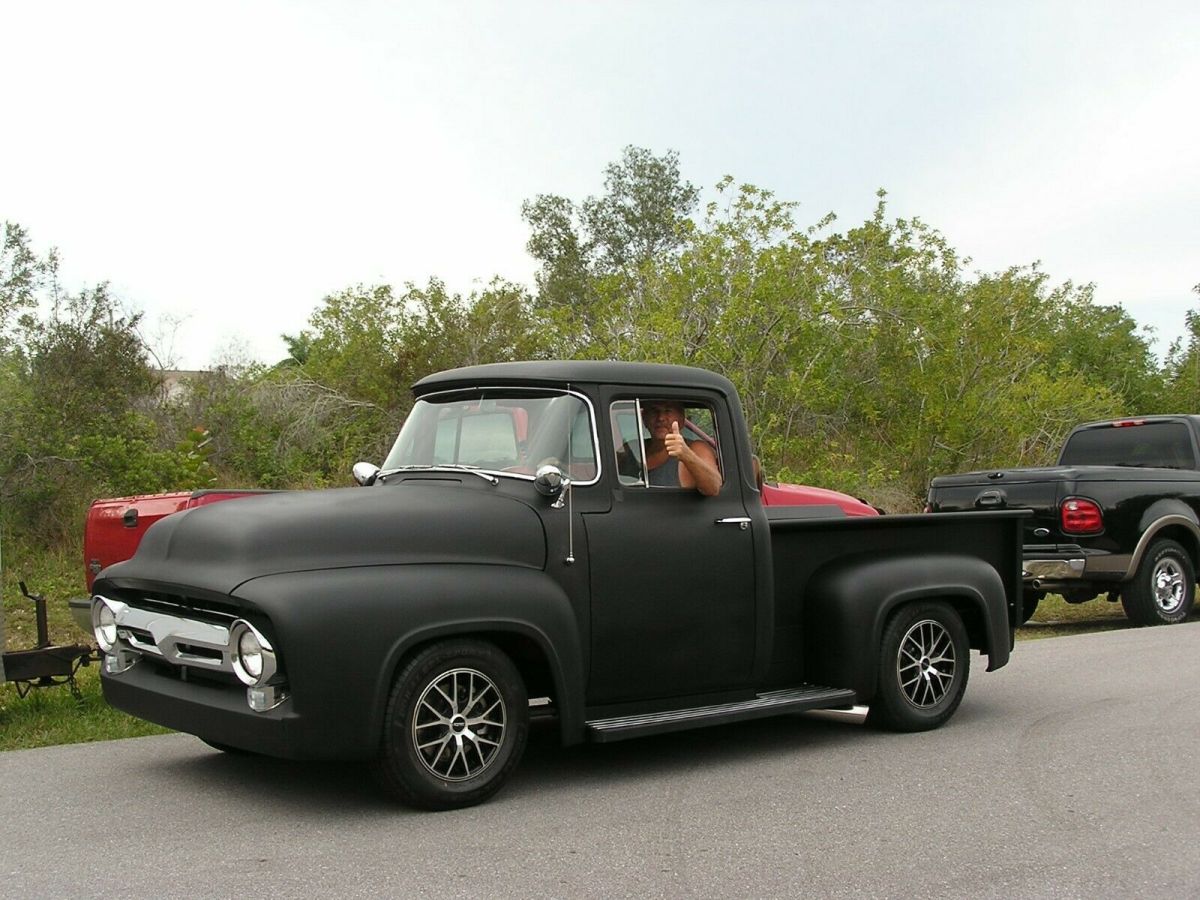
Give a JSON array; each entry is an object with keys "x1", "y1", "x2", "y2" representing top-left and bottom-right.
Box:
[
  {"x1": 434, "y1": 464, "x2": 501, "y2": 484},
  {"x1": 378, "y1": 464, "x2": 499, "y2": 485}
]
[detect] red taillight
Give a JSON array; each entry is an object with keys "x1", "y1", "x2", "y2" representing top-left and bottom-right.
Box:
[
  {"x1": 1061, "y1": 497, "x2": 1103, "y2": 534},
  {"x1": 1111, "y1": 420, "x2": 1145, "y2": 427}
]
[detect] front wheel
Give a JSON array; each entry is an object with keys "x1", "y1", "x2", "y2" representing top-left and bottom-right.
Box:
[
  {"x1": 373, "y1": 639, "x2": 529, "y2": 810},
  {"x1": 1121, "y1": 539, "x2": 1195, "y2": 626},
  {"x1": 867, "y1": 601, "x2": 970, "y2": 732}
]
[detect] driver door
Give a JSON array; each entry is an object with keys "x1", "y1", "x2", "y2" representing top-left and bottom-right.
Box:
[{"x1": 583, "y1": 396, "x2": 758, "y2": 704}]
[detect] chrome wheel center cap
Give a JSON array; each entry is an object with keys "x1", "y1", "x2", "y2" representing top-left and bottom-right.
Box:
[{"x1": 450, "y1": 715, "x2": 467, "y2": 734}]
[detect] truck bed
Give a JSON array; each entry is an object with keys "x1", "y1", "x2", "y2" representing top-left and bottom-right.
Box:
[{"x1": 765, "y1": 511, "x2": 1026, "y2": 685}]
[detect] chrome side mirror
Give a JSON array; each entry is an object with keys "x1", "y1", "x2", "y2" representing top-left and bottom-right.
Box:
[
  {"x1": 534, "y1": 464, "x2": 571, "y2": 507},
  {"x1": 352, "y1": 462, "x2": 380, "y2": 486}
]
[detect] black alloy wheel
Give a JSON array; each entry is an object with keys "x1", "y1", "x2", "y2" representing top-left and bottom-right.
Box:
[
  {"x1": 373, "y1": 639, "x2": 529, "y2": 810},
  {"x1": 867, "y1": 600, "x2": 970, "y2": 732}
]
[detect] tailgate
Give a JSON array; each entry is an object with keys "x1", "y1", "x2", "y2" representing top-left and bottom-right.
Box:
[
  {"x1": 84, "y1": 492, "x2": 193, "y2": 590},
  {"x1": 928, "y1": 467, "x2": 1073, "y2": 546}
]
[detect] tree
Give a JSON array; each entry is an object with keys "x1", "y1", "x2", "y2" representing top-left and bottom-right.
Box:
[
  {"x1": 522, "y1": 146, "x2": 699, "y2": 348},
  {"x1": 517, "y1": 154, "x2": 1164, "y2": 505},
  {"x1": 183, "y1": 278, "x2": 548, "y2": 488},
  {"x1": 1160, "y1": 284, "x2": 1200, "y2": 412},
  {"x1": 0, "y1": 281, "x2": 211, "y2": 538},
  {"x1": 0, "y1": 222, "x2": 53, "y2": 352},
  {"x1": 0, "y1": 225, "x2": 218, "y2": 540}
]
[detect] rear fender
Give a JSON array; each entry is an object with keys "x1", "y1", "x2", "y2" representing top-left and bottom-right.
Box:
[{"x1": 803, "y1": 554, "x2": 1010, "y2": 702}]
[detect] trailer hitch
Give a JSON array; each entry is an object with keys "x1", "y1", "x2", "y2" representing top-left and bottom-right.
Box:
[{"x1": 1, "y1": 581, "x2": 95, "y2": 702}]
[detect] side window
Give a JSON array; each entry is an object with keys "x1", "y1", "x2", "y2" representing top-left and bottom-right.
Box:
[{"x1": 610, "y1": 398, "x2": 722, "y2": 489}]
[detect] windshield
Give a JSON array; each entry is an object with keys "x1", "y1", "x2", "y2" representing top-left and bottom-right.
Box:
[{"x1": 382, "y1": 390, "x2": 598, "y2": 482}]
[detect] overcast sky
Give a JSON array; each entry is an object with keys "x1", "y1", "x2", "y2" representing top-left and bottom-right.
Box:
[{"x1": 2, "y1": 1, "x2": 1197, "y2": 369}]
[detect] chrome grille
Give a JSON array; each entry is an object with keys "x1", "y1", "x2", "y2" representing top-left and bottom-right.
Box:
[{"x1": 99, "y1": 594, "x2": 236, "y2": 674}]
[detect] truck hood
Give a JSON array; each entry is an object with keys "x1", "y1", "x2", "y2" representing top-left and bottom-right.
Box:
[{"x1": 100, "y1": 481, "x2": 547, "y2": 596}]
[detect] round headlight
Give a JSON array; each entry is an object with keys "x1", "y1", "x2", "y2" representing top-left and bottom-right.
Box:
[
  {"x1": 92, "y1": 597, "x2": 119, "y2": 653},
  {"x1": 230, "y1": 620, "x2": 276, "y2": 687},
  {"x1": 238, "y1": 630, "x2": 263, "y2": 679}
]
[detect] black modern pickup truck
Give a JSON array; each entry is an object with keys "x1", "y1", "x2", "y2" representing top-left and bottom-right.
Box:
[
  {"x1": 93, "y1": 361, "x2": 1023, "y2": 809},
  {"x1": 928, "y1": 415, "x2": 1200, "y2": 626}
]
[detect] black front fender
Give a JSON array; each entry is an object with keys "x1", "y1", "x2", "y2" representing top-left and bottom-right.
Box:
[
  {"x1": 234, "y1": 564, "x2": 584, "y2": 758},
  {"x1": 803, "y1": 553, "x2": 1011, "y2": 702}
]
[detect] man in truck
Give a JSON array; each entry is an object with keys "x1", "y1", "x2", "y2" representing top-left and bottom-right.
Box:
[{"x1": 638, "y1": 400, "x2": 723, "y2": 495}]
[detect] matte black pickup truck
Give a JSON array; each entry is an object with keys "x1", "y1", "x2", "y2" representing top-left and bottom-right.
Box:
[
  {"x1": 928, "y1": 415, "x2": 1200, "y2": 626},
  {"x1": 94, "y1": 361, "x2": 1023, "y2": 809}
]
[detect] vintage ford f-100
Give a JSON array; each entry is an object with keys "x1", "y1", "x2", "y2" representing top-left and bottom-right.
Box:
[{"x1": 94, "y1": 361, "x2": 1024, "y2": 809}]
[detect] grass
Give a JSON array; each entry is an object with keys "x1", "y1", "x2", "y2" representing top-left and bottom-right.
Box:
[
  {"x1": 1016, "y1": 591, "x2": 1138, "y2": 640},
  {"x1": 0, "y1": 665, "x2": 171, "y2": 752},
  {"x1": 2, "y1": 536, "x2": 91, "y2": 651}
]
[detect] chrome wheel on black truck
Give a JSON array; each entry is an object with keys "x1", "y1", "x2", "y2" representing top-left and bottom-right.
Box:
[
  {"x1": 867, "y1": 601, "x2": 970, "y2": 732},
  {"x1": 1121, "y1": 538, "x2": 1195, "y2": 626},
  {"x1": 374, "y1": 639, "x2": 529, "y2": 810}
]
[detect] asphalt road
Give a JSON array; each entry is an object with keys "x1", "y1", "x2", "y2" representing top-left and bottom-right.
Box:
[{"x1": 2, "y1": 624, "x2": 1199, "y2": 899}]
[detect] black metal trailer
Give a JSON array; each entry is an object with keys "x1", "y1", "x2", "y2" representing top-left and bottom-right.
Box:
[{"x1": 2, "y1": 544, "x2": 93, "y2": 700}]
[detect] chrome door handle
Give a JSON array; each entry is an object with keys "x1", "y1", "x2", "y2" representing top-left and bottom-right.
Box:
[{"x1": 715, "y1": 516, "x2": 751, "y2": 530}]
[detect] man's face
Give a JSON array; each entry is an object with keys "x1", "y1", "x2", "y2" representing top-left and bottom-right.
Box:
[{"x1": 642, "y1": 402, "x2": 685, "y2": 440}]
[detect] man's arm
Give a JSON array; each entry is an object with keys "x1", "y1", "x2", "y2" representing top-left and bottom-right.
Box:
[{"x1": 665, "y1": 423, "x2": 723, "y2": 496}]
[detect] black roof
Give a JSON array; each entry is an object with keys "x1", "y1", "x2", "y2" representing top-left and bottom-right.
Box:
[{"x1": 413, "y1": 360, "x2": 737, "y2": 396}]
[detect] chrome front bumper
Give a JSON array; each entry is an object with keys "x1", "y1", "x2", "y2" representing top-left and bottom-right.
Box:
[
  {"x1": 92, "y1": 594, "x2": 288, "y2": 712},
  {"x1": 94, "y1": 594, "x2": 238, "y2": 674}
]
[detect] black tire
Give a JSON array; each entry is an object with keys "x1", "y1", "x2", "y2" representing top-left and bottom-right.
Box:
[
  {"x1": 1120, "y1": 538, "x2": 1195, "y2": 626},
  {"x1": 373, "y1": 639, "x2": 528, "y2": 810},
  {"x1": 866, "y1": 601, "x2": 970, "y2": 732},
  {"x1": 1020, "y1": 591, "x2": 1043, "y2": 625}
]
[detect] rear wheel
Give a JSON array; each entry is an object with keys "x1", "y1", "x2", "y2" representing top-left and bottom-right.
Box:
[
  {"x1": 867, "y1": 601, "x2": 970, "y2": 732},
  {"x1": 373, "y1": 639, "x2": 529, "y2": 810},
  {"x1": 1121, "y1": 539, "x2": 1195, "y2": 626}
]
